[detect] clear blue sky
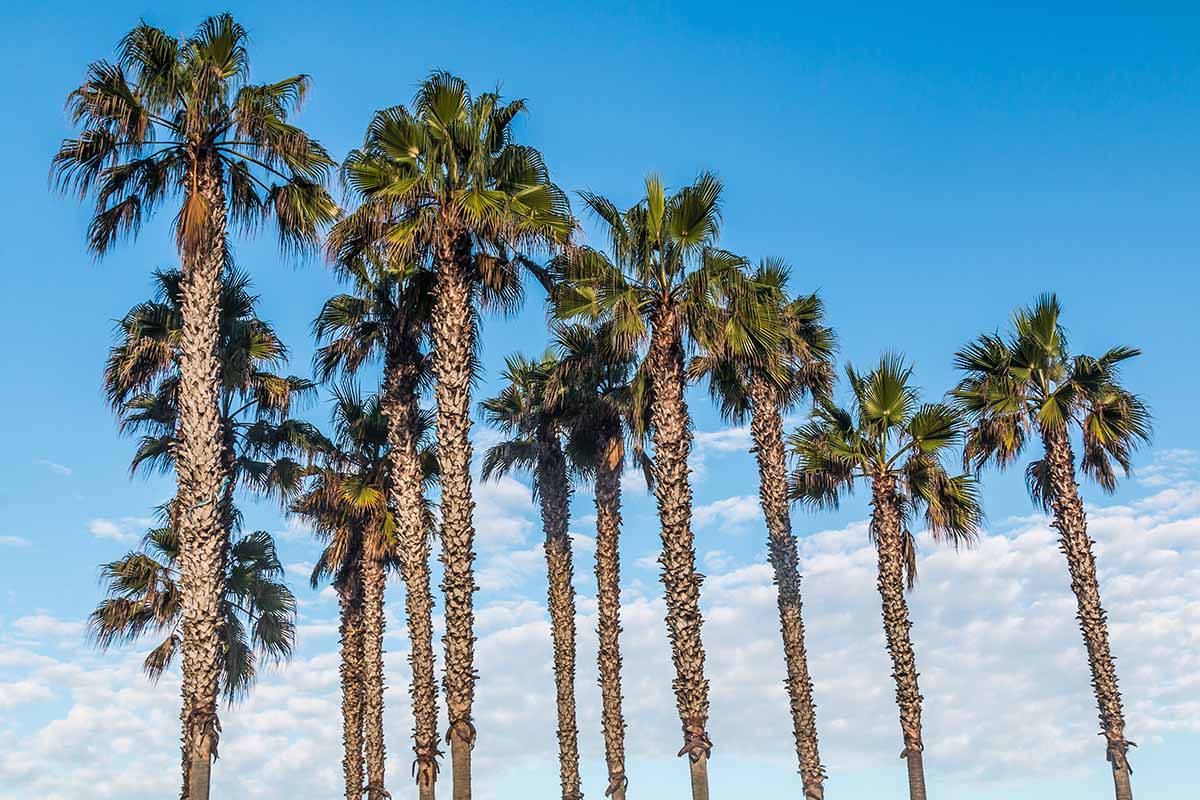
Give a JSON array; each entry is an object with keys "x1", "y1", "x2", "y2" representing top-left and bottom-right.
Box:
[{"x1": 1, "y1": 4, "x2": 1198, "y2": 799}]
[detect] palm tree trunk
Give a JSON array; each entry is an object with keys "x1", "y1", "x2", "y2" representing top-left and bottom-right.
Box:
[
  {"x1": 536, "y1": 426, "x2": 582, "y2": 800},
  {"x1": 340, "y1": 581, "x2": 366, "y2": 800},
  {"x1": 870, "y1": 475, "x2": 927, "y2": 800},
  {"x1": 432, "y1": 231, "x2": 478, "y2": 800},
  {"x1": 177, "y1": 160, "x2": 230, "y2": 800},
  {"x1": 362, "y1": 552, "x2": 388, "y2": 800},
  {"x1": 1042, "y1": 426, "x2": 1134, "y2": 800},
  {"x1": 647, "y1": 315, "x2": 712, "y2": 799},
  {"x1": 594, "y1": 445, "x2": 628, "y2": 800},
  {"x1": 747, "y1": 376, "x2": 825, "y2": 799},
  {"x1": 383, "y1": 339, "x2": 441, "y2": 800}
]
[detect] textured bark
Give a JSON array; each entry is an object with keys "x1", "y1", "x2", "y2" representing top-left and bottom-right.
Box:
[
  {"x1": 340, "y1": 581, "x2": 366, "y2": 800},
  {"x1": 647, "y1": 310, "x2": 712, "y2": 799},
  {"x1": 1042, "y1": 426, "x2": 1134, "y2": 800},
  {"x1": 870, "y1": 476, "x2": 927, "y2": 800},
  {"x1": 593, "y1": 445, "x2": 628, "y2": 800},
  {"x1": 536, "y1": 424, "x2": 582, "y2": 800},
  {"x1": 747, "y1": 376, "x2": 825, "y2": 799},
  {"x1": 382, "y1": 334, "x2": 442, "y2": 799},
  {"x1": 177, "y1": 158, "x2": 230, "y2": 800},
  {"x1": 362, "y1": 553, "x2": 388, "y2": 800},
  {"x1": 432, "y1": 231, "x2": 478, "y2": 800}
]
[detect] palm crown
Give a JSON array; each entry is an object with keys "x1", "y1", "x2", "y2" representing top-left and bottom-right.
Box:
[
  {"x1": 331, "y1": 71, "x2": 572, "y2": 307},
  {"x1": 789, "y1": 355, "x2": 983, "y2": 586},
  {"x1": 690, "y1": 257, "x2": 835, "y2": 422},
  {"x1": 553, "y1": 173, "x2": 759, "y2": 354},
  {"x1": 53, "y1": 13, "x2": 336, "y2": 256},
  {"x1": 105, "y1": 268, "x2": 324, "y2": 502},
  {"x1": 90, "y1": 516, "x2": 295, "y2": 701},
  {"x1": 480, "y1": 352, "x2": 566, "y2": 492},
  {"x1": 952, "y1": 293, "x2": 1152, "y2": 505}
]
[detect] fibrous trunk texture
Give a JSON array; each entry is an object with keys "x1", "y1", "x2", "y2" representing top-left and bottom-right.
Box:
[
  {"x1": 536, "y1": 425, "x2": 582, "y2": 799},
  {"x1": 647, "y1": 312, "x2": 712, "y2": 799},
  {"x1": 340, "y1": 581, "x2": 366, "y2": 800},
  {"x1": 1042, "y1": 426, "x2": 1134, "y2": 800},
  {"x1": 383, "y1": 335, "x2": 441, "y2": 800},
  {"x1": 362, "y1": 553, "x2": 388, "y2": 800},
  {"x1": 594, "y1": 444, "x2": 628, "y2": 800},
  {"x1": 870, "y1": 476, "x2": 927, "y2": 800},
  {"x1": 178, "y1": 159, "x2": 229, "y2": 800},
  {"x1": 747, "y1": 377, "x2": 825, "y2": 799},
  {"x1": 432, "y1": 232, "x2": 478, "y2": 800}
]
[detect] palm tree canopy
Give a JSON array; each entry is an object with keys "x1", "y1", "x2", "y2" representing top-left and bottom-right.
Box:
[
  {"x1": 480, "y1": 351, "x2": 563, "y2": 493},
  {"x1": 952, "y1": 293, "x2": 1152, "y2": 505},
  {"x1": 789, "y1": 354, "x2": 983, "y2": 586},
  {"x1": 689, "y1": 257, "x2": 836, "y2": 424},
  {"x1": 330, "y1": 71, "x2": 572, "y2": 312},
  {"x1": 105, "y1": 268, "x2": 325, "y2": 502},
  {"x1": 53, "y1": 13, "x2": 336, "y2": 257},
  {"x1": 89, "y1": 516, "x2": 295, "y2": 701},
  {"x1": 551, "y1": 173, "x2": 761, "y2": 356},
  {"x1": 296, "y1": 382, "x2": 438, "y2": 585}
]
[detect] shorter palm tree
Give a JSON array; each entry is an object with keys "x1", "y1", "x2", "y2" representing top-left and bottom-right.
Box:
[
  {"x1": 953, "y1": 294, "x2": 1151, "y2": 800},
  {"x1": 789, "y1": 355, "x2": 983, "y2": 800},
  {"x1": 89, "y1": 513, "x2": 295, "y2": 701},
  {"x1": 690, "y1": 259, "x2": 834, "y2": 800},
  {"x1": 544, "y1": 322, "x2": 651, "y2": 800},
  {"x1": 481, "y1": 352, "x2": 584, "y2": 800}
]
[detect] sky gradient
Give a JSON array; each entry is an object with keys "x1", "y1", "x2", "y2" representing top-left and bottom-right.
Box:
[{"x1": 1, "y1": 4, "x2": 1198, "y2": 799}]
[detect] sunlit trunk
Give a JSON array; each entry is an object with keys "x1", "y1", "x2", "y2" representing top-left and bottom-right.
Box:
[{"x1": 594, "y1": 441, "x2": 628, "y2": 800}]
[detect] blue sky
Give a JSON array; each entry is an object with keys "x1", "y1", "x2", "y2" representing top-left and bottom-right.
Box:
[{"x1": 1, "y1": 3, "x2": 1198, "y2": 799}]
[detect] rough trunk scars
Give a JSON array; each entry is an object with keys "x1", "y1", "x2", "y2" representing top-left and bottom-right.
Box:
[
  {"x1": 177, "y1": 158, "x2": 229, "y2": 800},
  {"x1": 594, "y1": 445, "x2": 628, "y2": 800},
  {"x1": 382, "y1": 337, "x2": 442, "y2": 800},
  {"x1": 432, "y1": 233, "x2": 478, "y2": 800},
  {"x1": 870, "y1": 475, "x2": 927, "y2": 800},
  {"x1": 340, "y1": 581, "x2": 366, "y2": 800},
  {"x1": 748, "y1": 377, "x2": 825, "y2": 800},
  {"x1": 647, "y1": 312, "x2": 712, "y2": 793},
  {"x1": 536, "y1": 425, "x2": 582, "y2": 799},
  {"x1": 362, "y1": 552, "x2": 389, "y2": 800},
  {"x1": 1042, "y1": 425, "x2": 1134, "y2": 800}
]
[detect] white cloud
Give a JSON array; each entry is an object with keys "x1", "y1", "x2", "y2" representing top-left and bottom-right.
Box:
[
  {"x1": 0, "y1": 535, "x2": 31, "y2": 548},
  {"x1": 11, "y1": 615, "x2": 85, "y2": 642},
  {"x1": 2, "y1": 464, "x2": 1198, "y2": 798},
  {"x1": 86, "y1": 517, "x2": 152, "y2": 543},
  {"x1": 38, "y1": 460, "x2": 73, "y2": 477},
  {"x1": 693, "y1": 495, "x2": 761, "y2": 529}
]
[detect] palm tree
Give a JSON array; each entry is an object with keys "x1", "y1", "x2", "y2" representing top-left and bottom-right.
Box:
[
  {"x1": 690, "y1": 259, "x2": 834, "y2": 800},
  {"x1": 545, "y1": 322, "x2": 651, "y2": 800},
  {"x1": 55, "y1": 16, "x2": 335, "y2": 797},
  {"x1": 334, "y1": 71, "x2": 572, "y2": 798},
  {"x1": 104, "y1": 266, "x2": 321, "y2": 789},
  {"x1": 313, "y1": 253, "x2": 443, "y2": 799},
  {"x1": 552, "y1": 172, "x2": 763, "y2": 799},
  {"x1": 789, "y1": 355, "x2": 983, "y2": 800},
  {"x1": 293, "y1": 384, "x2": 403, "y2": 800},
  {"x1": 480, "y1": 352, "x2": 584, "y2": 800},
  {"x1": 952, "y1": 294, "x2": 1151, "y2": 800},
  {"x1": 89, "y1": 516, "x2": 295, "y2": 701}
]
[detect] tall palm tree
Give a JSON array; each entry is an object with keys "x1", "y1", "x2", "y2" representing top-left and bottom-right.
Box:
[
  {"x1": 952, "y1": 294, "x2": 1151, "y2": 800},
  {"x1": 690, "y1": 259, "x2": 835, "y2": 800},
  {"x1": 313, "y1": 253, "x2": 443, "y2": 799},
  {"x1": 335, "y1": 72, "x2": 572, "y2": 798},
  {"x1": 545, "y1": 322, "x2": 651, "y2": 800},
  {"x1": 553, "y1": 173, "x2": 764, "y2": 799},
  {"x1": 104, "y1": 266, "x2": 320, "y2": 789},
  {"x1": 293, "y1": 384, "x2": 406, "y2": 800},
  {"x1": 789, "y1": 355, "x2": 983, "y2": 800},
  {"x1": 480, "y1": 352, "x2": 584, "y2": 800},
  {"x1": 89, "y1": 516, "x2": 295, "y2": 701},
  {"x1": 55, "y1": 16, "x2": 335, "y2": 797}
]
